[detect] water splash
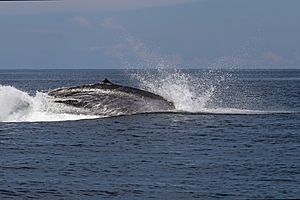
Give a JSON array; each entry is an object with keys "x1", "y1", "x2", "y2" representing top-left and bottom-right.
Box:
[
  {"x1": 100, "y1": 19, "x2": 282, "y2": 114},
  {"x1": 101, "y1": 20, "x2": 235, "y2": 112},
  {"x1": 0, "y1": 85, "x2": 98, "y2": 122},
  {"x1": 131, "y1": 68, "x2": 231, "y2": 112}
]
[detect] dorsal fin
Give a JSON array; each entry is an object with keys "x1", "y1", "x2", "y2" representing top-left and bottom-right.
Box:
[{"x1": 102, "y1": 78, "x2": 112, "y2": 84}]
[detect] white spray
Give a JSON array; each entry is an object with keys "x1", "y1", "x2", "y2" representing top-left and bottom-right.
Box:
[{"x1": 0, "y1": 85, "x2": 98, "y2": 122}]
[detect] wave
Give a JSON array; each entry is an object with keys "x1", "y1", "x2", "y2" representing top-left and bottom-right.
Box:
[{"x1": 172, "y1": 109, "x2": 294, "y2": 115}]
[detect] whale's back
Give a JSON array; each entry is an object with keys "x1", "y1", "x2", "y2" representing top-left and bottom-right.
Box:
[{"x1": 48, "y1": 80, "x2": 175, "y2": 115}]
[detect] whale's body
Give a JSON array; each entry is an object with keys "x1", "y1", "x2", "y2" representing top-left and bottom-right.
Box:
[{"x1": 48, "y1": 79, "x2": 175, "y2": 115}]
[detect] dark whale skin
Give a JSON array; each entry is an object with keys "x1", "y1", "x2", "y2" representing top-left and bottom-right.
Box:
[{"x1": 48, "y1": 80, "x2": 175, "y2": 114}]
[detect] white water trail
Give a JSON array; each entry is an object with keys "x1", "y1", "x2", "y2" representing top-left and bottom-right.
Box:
[{"x1": 0, "y1": 85, "x2": 98, "y2": 122}]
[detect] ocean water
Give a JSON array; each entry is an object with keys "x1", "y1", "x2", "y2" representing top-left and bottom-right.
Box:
[{"x1": 0, "y1": 69, "x2": 299, "y2": 199}]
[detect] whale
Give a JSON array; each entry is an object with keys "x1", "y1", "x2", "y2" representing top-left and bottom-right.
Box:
[{"x1": 48, "y1": 79, "x2": 175, "y2": 115}]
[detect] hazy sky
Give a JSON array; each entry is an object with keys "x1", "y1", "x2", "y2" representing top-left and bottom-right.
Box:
[{"x1": 0, "y1": 0, "x2": 299, "y2": 69}]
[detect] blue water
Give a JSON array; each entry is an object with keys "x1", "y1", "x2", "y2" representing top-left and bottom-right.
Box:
[{"x1": 0, "y1": 69, "x2": 299, "y2": 199}]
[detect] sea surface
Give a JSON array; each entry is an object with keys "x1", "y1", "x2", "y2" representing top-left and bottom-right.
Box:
[{"x1": 0, "y1": 69, "x2": 299, "y2": 199}]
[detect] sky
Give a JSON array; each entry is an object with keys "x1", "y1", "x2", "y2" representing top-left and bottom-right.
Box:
[{"x1": 0, "y1": 0, "x2": 299, "y2": 69}]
